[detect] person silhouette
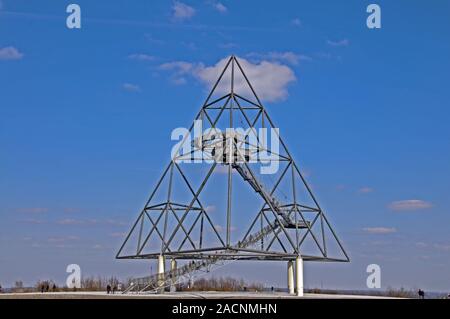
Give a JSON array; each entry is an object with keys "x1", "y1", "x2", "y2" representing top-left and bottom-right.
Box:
[{"x1": 418, "y1": 289, "x2": 425, "y2": 299}]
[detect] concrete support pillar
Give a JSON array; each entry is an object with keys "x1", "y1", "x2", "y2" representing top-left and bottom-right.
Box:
[
  {"x1": 296, "y1": 256, "x2": 304, "y2": 297},
  {"x1": 287, "y1": 260, "x2": 295, "y2": 294},
  {"x1": 169, "y1": 259, "x2": 177, "y2": 292},
  {"x1": 157, "y1": 255, "x2": 165, "y2": 293}
]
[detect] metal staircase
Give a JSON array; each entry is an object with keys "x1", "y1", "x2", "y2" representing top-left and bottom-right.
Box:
[{"x1": 123, "y1": 162, "x2": 308, "y2": 294}]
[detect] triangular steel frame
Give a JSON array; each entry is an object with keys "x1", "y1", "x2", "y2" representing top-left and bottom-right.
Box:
[{"x1": 116, "y1": 56, "x2": 349, "y2": 262}]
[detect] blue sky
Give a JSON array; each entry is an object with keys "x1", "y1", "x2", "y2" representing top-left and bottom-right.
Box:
[{"x1": 1, "y1": 0, "x2": 450, "y2": 291}]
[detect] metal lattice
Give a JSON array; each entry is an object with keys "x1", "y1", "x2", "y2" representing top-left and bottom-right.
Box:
[{"x1": 117, "y1": 56, "x2": 349, "y2": 291}]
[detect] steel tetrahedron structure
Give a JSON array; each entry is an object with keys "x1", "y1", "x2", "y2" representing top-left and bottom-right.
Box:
[{"x1": 117, "y1": 55, "x2": 348, "y2": 292}]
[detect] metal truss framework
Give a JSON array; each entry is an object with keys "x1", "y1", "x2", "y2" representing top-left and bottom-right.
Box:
[{"x1": 116, "y1": 56, "x2": 349, "y2": 264}]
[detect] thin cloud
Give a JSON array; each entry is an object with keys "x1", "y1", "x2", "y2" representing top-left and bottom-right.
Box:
[
  {"x1": 0, "y1": 46, "x2": 24, "y2": 60},
  {"x1": 57, "y1": 218, "x2": 97, "y2": 225},
  {"x1": 57, "y1": 218, "x2": 125, "y2": 226},
  {"x1": 122, "y1": 83, "x2": 141, "y2": 92},
  {"x1": 16, "y1": 207, "x2": 48, "y2": 214},
  {"x1": 291, "y1": 18, "x2": 301, "y2": 27},
  {"x1": 19, "y1": 218, "x2": 46, "y2": 224},
  {"x1": 57, "y1": 218, "x2": 85, "y2": 225},
  {"x1": 47, "y1": 236, "x2": 79, "y2": 243},
  {"x1": 327, "y1": 39, "x2": 350, "y2": 47},
  {"x1": 362, "y1": 227, "x2": 397, "y2": 234},
  {"x1": 172, "y1": 1, "x2": 196, "y2": 21},
  {"x1": 213, "y1": 2, "x2": 227, "y2": 13},
  {"x1": 63, "y1": 207, "x2": 80, "y2": 214},
  {"x1": 388, "y1": 200, "x2": 432, "y2": 211},
  {"x1": 358, "y1": 187, "x2": 374, "y2": 194},
  {"x1": 247, "y1": 51, "x2": 312, "y2": 65},
  {"x1": 218, "y1": 42, "x2": 237, "y2": 49},
  {"x1": 205, "y1": 205, "x2": 216, "y2": 213},
  {"x1": 433, "y1": 243, "x2": 450, "y2": 252},
  {"x1": 110, "y1": 232, "x2": 127, "y2": 238},
  {"x1": 214, "y1": 225, "x2": 236, "y2": 232},
  {"x1": 105, "y1": 219, "x2": 127, "y2": 226},
  {"x1": 128, "y1": 53, "x2": 155, "y2": 61},
  {"x1": 160, "y1": 56, "x2": 296, "y2": 102}
]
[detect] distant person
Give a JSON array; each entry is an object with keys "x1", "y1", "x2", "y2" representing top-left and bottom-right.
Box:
[
  {"x1": 112, "y1": 285, "x2": 117, "y2": 294},
  {"x1": 40, "y1": 284, "x2": 45, "y2": 293},
  {"x1": 106, "y1": 284, "x2": 111, "y2": 294},
  {"x1": 271, "y1": 286, "x2": 274, "y2": 293},
  {"x1": 52, "y1": 284, "x2": 57, "y2": 292},
  {"x1": 45, "y1": 284, "x2": 49, "y2": 292},
  {"x1": 418, "y1": 289, "x2": 425, "y2": 299}
]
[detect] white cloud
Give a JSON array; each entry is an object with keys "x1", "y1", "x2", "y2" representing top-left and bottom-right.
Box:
[
  {"x1": 214, "y1": 2, "x2": 227, "y2": 13},
  {"x1": 122, "y1": 83, "x2": 141, "y2": 92},
  {"x1": 327, "y1": 39, "x2": 350, "y2": 47},
  {"x1": 160, "y1": 56, "x2": 296, "y2": 102},
  {"x1": 0, "y1": 46, "x2": 24, "y2": 60},
  {"x1": 128, "y1": 53, "x2": 155, "y2": 61},
  {"x1": 363, "y1": 227, "x2": 397, "y2": 234},
  {"x1": 388, "y1": 200, "x2": 432, "y2": 211},
  {"x1": 247, "y1": 51, "x2": 312, "y2": 65},
  {"x1": 291, "y1": 18, "x2": 301, "y2": 27},
  {"x1": 172, "y1": 1, "x2": 196, "y2": 21}
]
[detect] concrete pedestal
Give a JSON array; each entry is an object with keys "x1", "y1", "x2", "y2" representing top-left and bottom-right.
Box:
[
  {"x1": 287, "y1": 260, "x2": 295, "y2": 294},
  {"x1": 157, "y1": 255, "x2": 165, "y2": 293},
  {"x1": 296, "y1": 256, "x2": 304, "y2": 297}
]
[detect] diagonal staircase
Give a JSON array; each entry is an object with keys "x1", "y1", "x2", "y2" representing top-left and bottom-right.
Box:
[{"x1": 123, "y1": 162, "x2": 309, "y2": 294}]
